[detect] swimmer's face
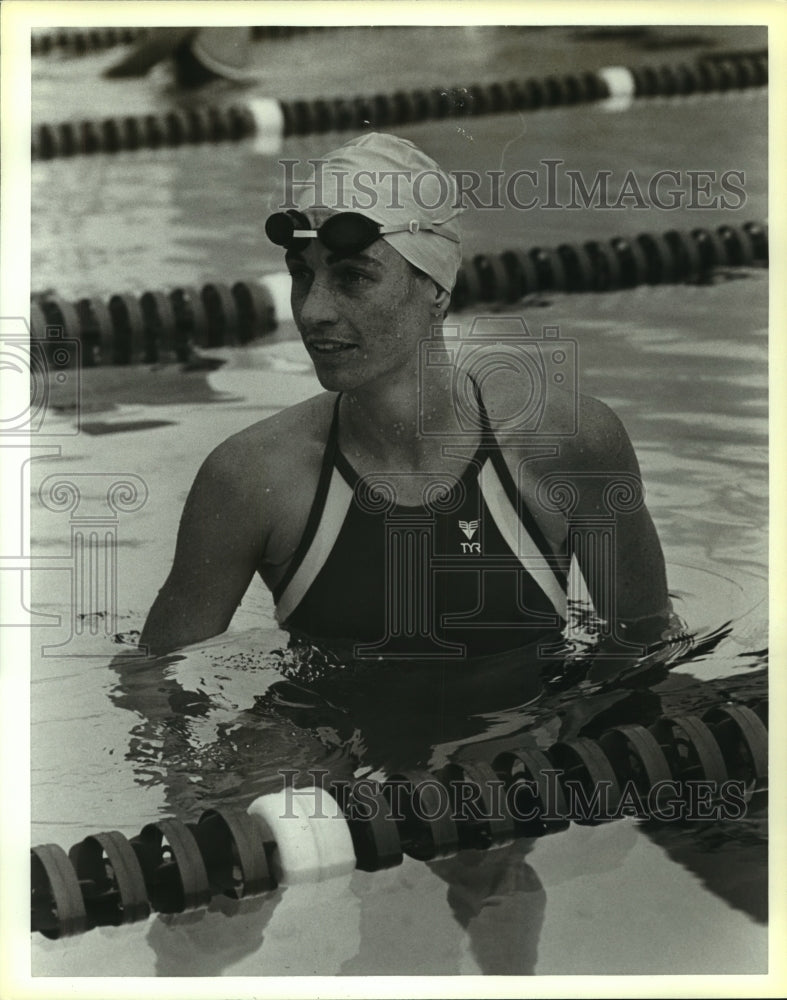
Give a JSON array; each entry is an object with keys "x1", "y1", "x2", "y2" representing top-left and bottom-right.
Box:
[{"x1": 285, "y1": 209, "x2": 442, "y2": 393}]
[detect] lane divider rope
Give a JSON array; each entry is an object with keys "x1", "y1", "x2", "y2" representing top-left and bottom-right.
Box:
[
  {"x1": 30, "y1": 220, "x2": 767, "y2": 366},
  {"x1": 31, "y1": 50, "x2": 767, "y2": 160},
  {"x1": 31, "y1": 699, "x2": 767, "y2": 938},
  {"x1": 30, "y1": 25, "x2": 338, "y2": 57},
  {"x1": 30, "y1": 279, "x2": 278, "y2": 368},
  {"x1": 31, "y1": 27, "x2": 148, "y2": 56}
]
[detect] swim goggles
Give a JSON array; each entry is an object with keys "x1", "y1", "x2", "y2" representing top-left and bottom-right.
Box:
[{"x1": 265, "y1": 209, "x2": 459, "y2": 257}]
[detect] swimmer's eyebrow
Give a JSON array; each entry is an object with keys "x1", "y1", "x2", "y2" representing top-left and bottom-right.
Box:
[
  {"x1": 284, "y1": 249, "x2": 383, "y2": 268},
  {"x1": 325, "y1": 252, "x2": 383, "y2": 267}
]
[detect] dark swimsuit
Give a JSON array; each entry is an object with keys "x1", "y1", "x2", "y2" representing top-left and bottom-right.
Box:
[{"x1": 273, "y1": 387, "x2": 568, "y2": 661}]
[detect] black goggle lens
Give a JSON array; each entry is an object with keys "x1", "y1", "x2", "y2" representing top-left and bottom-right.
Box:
[
  {"x1": 265, "y1": 211, "x2": 383, "y2": 256},
  {"x1": 318, "y1": 214, "x2": 381, "y2": 255},
  {"x1": 264, "y1": 210, "x2": 310, "y2": 248}
]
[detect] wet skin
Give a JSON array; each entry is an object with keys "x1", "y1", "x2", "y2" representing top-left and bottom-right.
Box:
[
  {"x1": 141, "y1": 215, "x2": 671, "y2": 656},
  {"x1": 286, "y1": 229, "x2": 443, "y2": 395}
]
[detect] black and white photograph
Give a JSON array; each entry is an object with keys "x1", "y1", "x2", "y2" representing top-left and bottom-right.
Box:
[{"x1": 1, "y1": 0, "x2": 783, "y2": 994}]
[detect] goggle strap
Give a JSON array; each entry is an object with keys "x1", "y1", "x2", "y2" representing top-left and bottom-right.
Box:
[
  {"x1": 378, "y1": 221, "x2": 461, "y2": 244},
  {"x1": 267, "y1": 212, "x2": 461, "y2": 247}
]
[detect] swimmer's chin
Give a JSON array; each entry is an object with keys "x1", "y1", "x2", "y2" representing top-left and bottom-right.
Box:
[{"x1": 311, "y1": 368, "x2": 367, "y2": 393}]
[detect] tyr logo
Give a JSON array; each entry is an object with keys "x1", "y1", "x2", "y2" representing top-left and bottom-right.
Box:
[{"x1": 458, "y1": 519, "x2": 480, "y2": 554}]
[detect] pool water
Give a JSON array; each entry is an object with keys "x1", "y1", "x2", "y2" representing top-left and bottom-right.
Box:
[{"x1": 28, "y1": 23, "x2": 768, "y2": 977}]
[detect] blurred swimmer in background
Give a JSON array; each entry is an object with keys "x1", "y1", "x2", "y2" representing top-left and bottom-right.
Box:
[{"x1": 103, "y1": 26, "x2": 253, "y2": 89}]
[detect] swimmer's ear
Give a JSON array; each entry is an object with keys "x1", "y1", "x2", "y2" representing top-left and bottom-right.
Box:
[
  {"x1": 408, "y1": 264, "x2": 450, "y2": 317},
  {"x1": 432, "y1": 285, "x2": 451, "y2": 317}
]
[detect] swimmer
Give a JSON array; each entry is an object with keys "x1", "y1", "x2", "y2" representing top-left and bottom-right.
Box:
[
  {"x1": 140, "y1": 133, "x2": 672, "y2": 670},
  {"x1": 103, "y1": 26, "x2": 253, "y2": 89}
]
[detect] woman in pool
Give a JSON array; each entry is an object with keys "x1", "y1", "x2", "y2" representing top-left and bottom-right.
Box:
[{"x1": 140, "y1": 133, "x2": 672, "y2": 691}]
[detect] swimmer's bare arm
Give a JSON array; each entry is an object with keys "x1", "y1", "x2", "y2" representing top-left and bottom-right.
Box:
[
  {"x1": 547, "y1": 395, "x2": 671, "y2": 638},
  {"x1": 139, "y1": 437, "x2": 263, "y2": 656}
]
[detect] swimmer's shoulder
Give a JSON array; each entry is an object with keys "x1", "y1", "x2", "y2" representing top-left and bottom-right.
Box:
[
  {"x1": 551, "y1": 390, "x2": 638, "y2": 474},
  {"x1": 198, "y1": 391, "x2": 337, "y2": 493},
  {"x1": 485, "y1": 371, "x2": 637, "y2": 471}
]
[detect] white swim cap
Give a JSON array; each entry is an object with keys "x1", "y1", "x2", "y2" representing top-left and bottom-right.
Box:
[{"x1": 295, "y1": 132, "x2": 464, "y2": 292}]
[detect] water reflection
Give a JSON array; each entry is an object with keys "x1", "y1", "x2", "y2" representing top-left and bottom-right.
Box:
[
  {"x1": 30, "y1": 23, "x2": 769, "y2": 974},
  {"x1": 102, "y1": 591, "x2": 766, "y2": 974}
]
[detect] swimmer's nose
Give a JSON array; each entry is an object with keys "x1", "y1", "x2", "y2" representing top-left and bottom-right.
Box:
[{"x1": 296, "y1": 277, "x2": 340, "y2": 328}]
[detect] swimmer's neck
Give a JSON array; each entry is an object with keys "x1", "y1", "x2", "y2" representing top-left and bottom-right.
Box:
[{"x1": 340, "y1": 364, "x2": 476, "y2": 469}]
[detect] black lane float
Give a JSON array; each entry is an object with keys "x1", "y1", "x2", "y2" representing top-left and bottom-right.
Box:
[
  {"x1": 31, "y1": 50, "x2": 767, "y2": 159},
  {"x1": 32, "y1": 700, "x2": 768, "y2": 939},
  {"x1": 29, "y1": 220, "x2": 768, "y2": 369}
]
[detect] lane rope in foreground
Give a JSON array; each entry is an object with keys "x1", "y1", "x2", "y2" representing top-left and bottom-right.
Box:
[{"x1": 31, "y1": 700, "x2": 767, "y2": 938}]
